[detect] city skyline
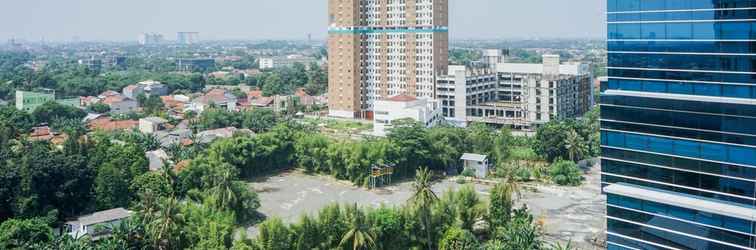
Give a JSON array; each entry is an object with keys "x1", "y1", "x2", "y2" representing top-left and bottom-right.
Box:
[{"x1": 2, "y1": 0, "x2": 606, "y2": 42}]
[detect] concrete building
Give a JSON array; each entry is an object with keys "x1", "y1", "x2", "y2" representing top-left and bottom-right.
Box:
[
  {"x1": 372, "y1": 95, "x2": 442, "y2": 136},
  {"x1": 327, "y1": 0, "x2": 449, "y2": 118},
  {"x1": 176, "y1": 58, "x2": 215, "y2": 72},
  {"x1": 123, "y1": 80, "x2": 170, "y2": 99},
  {"x1": 436, "y1": 54, "x2": 593, "y2": 130},
  {"x1": 15, "y1": 90, "x2": 55, "y2": 112},
  {"x1": 138, "y1": 33, "x2": 164, "y2": 45},
  {"x1": 259, "y1": 55, "x2": 318, "y2": 69}
]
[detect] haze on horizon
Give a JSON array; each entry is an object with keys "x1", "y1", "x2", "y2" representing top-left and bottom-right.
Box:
[{"x1": 2, "y1": 0, "x2": 606, "y2": 42}]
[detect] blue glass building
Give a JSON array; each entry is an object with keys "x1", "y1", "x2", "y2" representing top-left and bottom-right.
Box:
[{"x1": 602, "y1": 0, "x2": 756, "y2": 249}]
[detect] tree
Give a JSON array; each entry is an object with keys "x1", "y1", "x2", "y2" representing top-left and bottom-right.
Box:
[
  {"x1": 241, "y1": 108, "x2": 277, "y2": 133},
  {"x1": 491, "y1": 206, "x2": 545, "y2": 250},
  {"x1": 439, "y1": 226, "x2": 479, "y2": 250},
  {"x1": 145, "y1": 197, "x2": 186, "y2": 250},
  {"x1": 489, "y1": 183, "x2": 514, "y2": 230},
  {"x1": 31, "y1": 101, "x2": 86, "y2": 125},
  {"x1": 564, "y1": 130, "x2": 588, "y2": 162},
  {"x1": 87, "y1": 103, "x2": 111, "y2": 114},
  {"x1": 388, "y1": 119, "x2": 431, "y2": 175},
  {"x1": 409, "y1": 168, "x2": 438, "y2": 250},
  {"x1": 0, "y1": 106, "x2": 33, "y2": 132},
  {"x1": 256, "y1": 218, "x2": 292, "y2": 250},
  {"x1": 340, "y1": 205, "x2": 375, "y2": 250},
  {"x1": 548, "y1": 160, "x2": 583, "y2": 186},
  {"x1": 0, "y1": 218, "x2": 54, "y2": 249},
  {"x1": 262, "y1": 74, "x2": 285, "y2": 96},
  {"x1": 94, "y1": 163, "x2": 130, "y2": 210}
]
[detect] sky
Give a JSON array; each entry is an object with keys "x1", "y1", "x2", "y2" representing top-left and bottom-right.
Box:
[{"x1": 1, "y1": 0, "x2": 606, "y2": 42}]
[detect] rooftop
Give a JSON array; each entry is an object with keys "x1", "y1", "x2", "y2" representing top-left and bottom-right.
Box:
[
  {"x1": 460, "y1": 153, "x2": 488, "y2": 162},
  {"x1": 386, "y1": 94, "x2": 417, "y2": 102},
  {"x1": 66, "y1": 208, "x2": 132, "y2": 226}
]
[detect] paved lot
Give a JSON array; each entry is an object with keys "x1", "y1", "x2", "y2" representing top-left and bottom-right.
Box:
[{"x1": 247, "y1": 163, "x2": 605, "y2": 249}]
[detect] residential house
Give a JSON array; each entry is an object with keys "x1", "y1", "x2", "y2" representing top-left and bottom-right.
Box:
[
  {"x1": 139, "y1": 117, "x2": 168, "y2": 134},
  {"x1": 196, "y1": 127, "x2": 253, "y2": 144},
  {"x1": 63, "y1": 208, "x2": 132, "y2": 240},
  {"x1": 100, "y1": 95, "x2": 138, "y2": 114},
  {"x1": 372, "y1": 95, "x2": 443, "y2": 136},
  {"x1": 123, "y1": 80, "x2": 170, "y2": 99},
  {"x1": 88, "y1": 116, "x2": 139, "y2": 132},
  {"x1": 189, "y1": 88, "x2": 237, "y2": 113}
]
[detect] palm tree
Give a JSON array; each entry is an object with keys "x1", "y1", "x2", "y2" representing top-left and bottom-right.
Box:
[
  {"x1": 209, "y1": 165, "x2": 238, "y2": 208},
  {"x1": 147, "y1": 197, "x2": 185, "y2": 250},
  {"x1": 410, "y1": 167, "x2": 438, "y2": 250},
  {"x1": 564, "y1": 129, "x2": 587, "y2": 162},
  {"x1": 339, "y1": 204, "x2": 375, "y2": 250}
]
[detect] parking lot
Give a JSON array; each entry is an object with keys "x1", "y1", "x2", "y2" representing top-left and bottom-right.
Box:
[{"x1": 247, "y1": 162, "x2": 605, "y2": 249}]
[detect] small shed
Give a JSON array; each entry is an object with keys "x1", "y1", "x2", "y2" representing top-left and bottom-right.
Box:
[{"x1": 460, "y1": 153, "x2": 489, "y2": 178}]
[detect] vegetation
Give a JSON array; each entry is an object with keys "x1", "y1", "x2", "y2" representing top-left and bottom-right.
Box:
[
  {"x1": 534, "y1": 107, "x2": 600, "y2": 163},
  {"x1": 548, "y1": 160, "x2": 584, "y2": 186}
]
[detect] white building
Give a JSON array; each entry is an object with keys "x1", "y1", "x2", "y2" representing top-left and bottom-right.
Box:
[
  {"x1": 460, "y1": 153, "x2": 489, "y2": 178},
  {"x1": 259, "y1": 55, "x2": 318, "y2": 70},
  {"x1": 63, "y1": 208, "x2": 132, "y2": 240},
  {"x1": 437, "y1": 54, "x2": 593, "y2": 131},
  {"x1": 373, "y1": 95, "x2": 442, "y2": 136},
  {"x1": 188, "y1": 88, "x2": 237, "y2": 113}
]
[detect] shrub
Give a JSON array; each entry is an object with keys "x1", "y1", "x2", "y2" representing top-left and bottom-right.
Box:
[
  {"x1": 461, "y1": 168, "x2": 476, "y2": 178},
  {"x1": 548, "y1": 160, "x2": 583, "y2": 186}
]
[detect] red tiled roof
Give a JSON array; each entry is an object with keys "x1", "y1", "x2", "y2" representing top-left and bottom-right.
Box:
[
  {"x1": 100, "y1": 90, "x2": 120, "y2": 97},
  {"x1": 88, "y1": 117, "x2": 139, "y2": 131},
  {"x1": 251, "y1": 97, "x2": 274, "y2": 107},
  {"x1": 101, "y1": 95, "x2": 130, "y2": 105},
  {"x1": 248, "y1": 90, "x2": 263, "y2": 98},
  {"x1": 386, "y1": 94, "x2": 417, "y2": 102}
]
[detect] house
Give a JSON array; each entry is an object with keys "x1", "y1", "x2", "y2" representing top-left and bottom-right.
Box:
[
  {"x1": 146, "y1": 149, "x2": 170, "y2": 171},
  {"x1": 123, "y1": 80, "x2": 169, "y2": 99},
  {"x1": 139, "y1": 117, "x2": 168, "y2": 134},
  {"x1": 29, "y1": 126, "x2": 55, "y2": 141},
  {"x1": 88, "y1": 116, "x2": 139, "y2": 132},
  {"x1": 100, "y1": 95, "x2": 138, "y2": 114},
  {"x1": 155, "y1": 128, "x2": 192, "y2": 148},
  {"x1": 189, "y1": 88, "x2": 237, "y2": 113},
  {"x1": 63, "y1": 208, "x2": 132, "y2": 240},
  {"x1": 460, "y1": 153, "x2": 489, "y2": 178},
  {"x1": 251, "y1": 96, "x2": 274, "y2": 108}
]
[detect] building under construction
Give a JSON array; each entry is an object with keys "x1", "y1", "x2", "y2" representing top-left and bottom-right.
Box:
[{"x1": 437, "y1": 52, "x2": 593, "y2": 131}]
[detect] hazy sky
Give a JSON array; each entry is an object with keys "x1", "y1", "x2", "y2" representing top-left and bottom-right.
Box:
[{"x1": 2, "y1": 0, "x2": 606, "y2": 42}]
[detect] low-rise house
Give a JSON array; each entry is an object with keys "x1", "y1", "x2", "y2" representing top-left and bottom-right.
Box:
[
  {"x1": 146, "y1": 149, "x2": 170, "y2": 171},
  {"x1": 155, "y1": 128, "x2": 192, "y2": 148},
  {"x1": 123, "y1": 80, "x2": 169, "y2": 99},
  {"x1": 139, "y1": 117, "x2": 168, "y2": 134},
  {"x1": 251, "y1": 97, "x2": 274, "y2": 108},
  {"x1": 189, "y1": 88, "x2": 237, "y2": 113},
  {"x1": 460, "y1": 153, "x2": 489, "y2": 178},
  {"x1": 29, "y1": 126, "x2": 55, "y2": 141},
  {"x1": 63, "y1": 208, "x2": 132, "y2": 240},
  {"x1": 88, "y1": 116, "x2": 139, "y2": 132},
  {"x1": 100, "y1": 95, "x2": 138, "y2": 114}
]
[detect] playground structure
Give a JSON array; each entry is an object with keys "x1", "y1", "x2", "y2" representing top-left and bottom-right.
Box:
[{"x1": 369, "y1": 163, "x2": 395, "y2": 189}]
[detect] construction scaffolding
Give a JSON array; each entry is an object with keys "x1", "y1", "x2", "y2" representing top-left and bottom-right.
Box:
[{"x1": 369, "y1": 164, "x2": 395, "y2": 189}]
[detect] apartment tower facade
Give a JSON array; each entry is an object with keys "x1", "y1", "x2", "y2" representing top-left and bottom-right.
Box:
[
  {"x1": 602, "y1": 0, "x2": 756, "y2": 249},
  {"x1": 328, "y1": 0, "x2": 449, "y2": 118}
]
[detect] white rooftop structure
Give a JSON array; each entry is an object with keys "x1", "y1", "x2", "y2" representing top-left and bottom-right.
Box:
[
  {"x1": 460, "y1": 153, "x2": 488, "y2": 162},
  {"x1": 63, "y1": 208, "x2": 132, "y2": 239}
]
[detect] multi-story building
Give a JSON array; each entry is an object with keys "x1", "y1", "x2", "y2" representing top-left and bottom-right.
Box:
[
  {"x1": 437, "y1": 54, "x2": 593, "y2": 130},
  {"x1": 138, "y1": 33, "x2": 164, "y2": 45},
  {"x1": 176, "y1": 32, "x2": 199, "y2": 45},
  {"x1": 259, "y1": 55, "x2": 318, "y2": 69},
  {"x1": 16, "y1": 90, "x2": 55, "y2": 112},
  {"x1": 327, "y1": 0, "x2": 449, "y2": 118},
  {"x1": 123, "y1": 80, "x2": 170, "y2": 99},
  {"x1": 602, "y1": 1, "x2": 756, "y2": 249}
]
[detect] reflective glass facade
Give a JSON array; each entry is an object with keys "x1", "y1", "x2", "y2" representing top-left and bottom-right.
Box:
[{"x1": 603, "y1": 1, "x2": 756, "y2": 249}]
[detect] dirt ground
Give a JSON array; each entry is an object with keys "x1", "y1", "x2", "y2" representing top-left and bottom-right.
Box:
[{"x1": 246, "y1": 162, "x2": 605, "y2": 249}]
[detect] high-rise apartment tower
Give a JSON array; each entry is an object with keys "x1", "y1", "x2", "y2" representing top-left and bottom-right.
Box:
[
  {"x1": 602, "y1": 1, "x2": 756, "y2": 249},
  {"x1": 327, "y1": 0, "x2": 449, "y2": 118}
]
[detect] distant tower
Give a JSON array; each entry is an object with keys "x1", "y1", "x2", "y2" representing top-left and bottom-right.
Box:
[
  {"x1": 177, "y1": 32, "x2": 199, "y2": 45},
  {"x1": 308, "y1": 33, "x2": 312, "y2": 44}
]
